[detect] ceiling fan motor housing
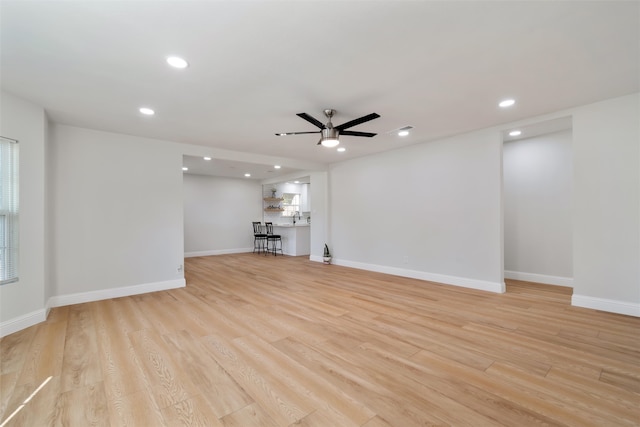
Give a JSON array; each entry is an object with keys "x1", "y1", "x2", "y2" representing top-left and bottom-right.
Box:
[
  {"x1": 322, "y1": 127, "x2": 339, "y2": 139},
  {"x1": 323, "y1": 109, "x2": 335, "y2": 120}
]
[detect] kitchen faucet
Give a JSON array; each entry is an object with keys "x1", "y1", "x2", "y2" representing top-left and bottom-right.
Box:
[{"x1": 293, "y1": 211, "x2": 300, "y2": 224}]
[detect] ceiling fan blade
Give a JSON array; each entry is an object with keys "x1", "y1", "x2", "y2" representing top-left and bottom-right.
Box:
[
  {"x1": 335, "y1": 113, "x2": 380, "y2": 131},
  {"x1": 340, "y1": 130, "x2": 377, "y2": 137},
  {"x1": 296, "y1": 113, "x2": 326, "y2": 129},
  {"x1": 275, "y1": 131, "x2": 321, "y2": 136}
]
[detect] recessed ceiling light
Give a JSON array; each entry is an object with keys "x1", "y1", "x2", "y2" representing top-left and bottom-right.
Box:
[
  {"x1": 167, "y1": 56, "x2": 188, "y2": 69},
  {"x1": 244, "y1": 173, "x2": 251, "y2": 177},
  {"x1": 395, "y1": 125, "x2": 413, "y2": 137},
  {"x1": 139, "y1": 107, "x2": 155, "y2": 115},
  {"x1": 337, "y1": 147, "x2": 346, "y2": 152},
  {"x1": 203, "y1": 156, "x2": 212, "y2": 161},
  {"x1": 509, "y1": 130, "x2": 522, "y2": 136},
  {"x1": 499, "y1": 99, "x2": 516, "y2": 108},
  {"x1": 294, "y1": 181, "x2": 300, "y2": 184},
  {"x1": 274, "y1": 165, "x2": 281, "y2": 169},
  {"x1": 182, "y1": 167, "x2": 188, "y2": 171}
]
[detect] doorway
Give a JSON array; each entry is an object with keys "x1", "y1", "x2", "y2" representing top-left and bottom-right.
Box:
[{"x1": 502, "y1": 117, "x2": 574, "y2": 288}]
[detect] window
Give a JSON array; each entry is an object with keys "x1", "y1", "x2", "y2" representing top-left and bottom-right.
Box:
[
  {"x1": 0, "y1": 136, "x2": 18, "y2": 285},
  {"x1": 282, "y1": 193, "x2": 300, "y2": 217}
]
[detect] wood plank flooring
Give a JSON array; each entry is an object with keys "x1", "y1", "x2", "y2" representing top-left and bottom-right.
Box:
[{"x1": 1, "y1": 253, "x2": 639, "y2": 426}]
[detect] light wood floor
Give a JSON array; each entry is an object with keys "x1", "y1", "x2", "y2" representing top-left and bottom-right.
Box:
[{"x1": 1, "y1": 254, "x2": 639, "y2": 426}]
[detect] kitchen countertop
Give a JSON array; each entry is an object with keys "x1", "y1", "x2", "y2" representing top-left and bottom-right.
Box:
[{"x1": 272, "y1": 223, "x2": 310, "y2": 227}]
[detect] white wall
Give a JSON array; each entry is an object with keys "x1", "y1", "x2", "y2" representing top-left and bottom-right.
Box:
[
  {"x1": 504, "y1": 130, "x2": 573, "y2": 285},
  {"x1": 184, "y1": 173, "x2": 262, "y2": 256},
  {"x1": 572, "y1": 93, "x2": 639, "y2": 315},
  {"x1": 49, "y1": 124, "x2": 186, "y2": 301},
  {"x1": 0, "y1": 92, "x2": 48, "y2": 334},
  {"x1": 328, "y1": 92, "x2": 639, "y2": 315},
  {"x1": 329, "y1": 129, "x2": 504, "y2": 292}
]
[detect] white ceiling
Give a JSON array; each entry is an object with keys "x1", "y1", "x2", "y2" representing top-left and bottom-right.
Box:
[
  {"x1": 502, "y1": 116, "x2": 573, "y2": 143},
  {"x1": 2, "y1": 1, "x2": 638, "y2": 173},
  {"x1": 182, "y1": 155, "x2": 305, "y2": 181}
]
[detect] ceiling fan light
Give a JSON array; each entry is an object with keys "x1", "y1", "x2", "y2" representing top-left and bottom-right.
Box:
[
  {"x1": 320, "y1": 127, "x2": 340, "y2": 147},
  {"x1": 321, "y1": 138, "x2": 340, "y2": 148}
]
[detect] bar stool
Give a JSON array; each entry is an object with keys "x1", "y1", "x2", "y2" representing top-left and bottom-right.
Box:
[
  {"x1": 264, "y1": 222, "x2": 283, "y2": 256},
  {"x1": 252, "y1": 222, "x2": 267, "y2": 253}
]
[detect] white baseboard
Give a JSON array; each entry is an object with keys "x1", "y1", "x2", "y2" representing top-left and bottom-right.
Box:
[
  {"x1": 572, "y1": 294, "x2": 640, "y2": 317},
  {"x1": 185, "y1": 248, "x2": 253, "y2": 258},
  {"x1": 331, "y1": 258, "x2": 505, "y2": 293},
  {"x1": 1, "y1": 279, "x2": 186, "y2": 338},
  {"x1": 0, "y1": 308, "x2": 48, "y2": 338},
  {"x1": 504, "y1": 271, "x2": 573, "y2": 287},
  {"x1": 48, "y1": 278, "x2": 186, "y2": 308}
]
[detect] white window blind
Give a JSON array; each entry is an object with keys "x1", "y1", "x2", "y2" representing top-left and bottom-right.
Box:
[{"x1": 0, "y1": 136, "x2": 19, "y2": 285}]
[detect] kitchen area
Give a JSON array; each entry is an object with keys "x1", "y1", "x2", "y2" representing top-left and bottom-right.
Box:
[{"x1": 263, "y1": 178, "x2": 311, "y2": 256}]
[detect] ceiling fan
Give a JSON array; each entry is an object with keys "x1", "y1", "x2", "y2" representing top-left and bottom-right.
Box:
[{"x1": 276, "y1": 109, "x2": 380, "y2": 147}]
